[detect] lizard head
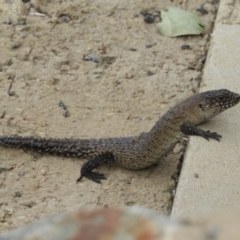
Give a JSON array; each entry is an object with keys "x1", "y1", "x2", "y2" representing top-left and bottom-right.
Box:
[{"x1": 197, "y1": 89, "x2": 240, "y2": 120}]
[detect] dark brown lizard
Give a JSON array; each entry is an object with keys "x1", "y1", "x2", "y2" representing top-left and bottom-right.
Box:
[{"x1": 0, "y1": 89, "x2": 239, "y2": 183}]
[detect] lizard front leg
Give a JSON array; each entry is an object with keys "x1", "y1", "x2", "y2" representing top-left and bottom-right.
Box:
[
  {"x1": 76, "y1": 152, "x2": 114, "y2": 184},
  {"x1": 180, "y1": 123, "x2": 222, "y2": 141}
]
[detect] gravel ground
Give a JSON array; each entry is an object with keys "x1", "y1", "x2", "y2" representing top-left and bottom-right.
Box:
[{"x1": 0, "y1": 0, "x2": 217, "y2": 232}]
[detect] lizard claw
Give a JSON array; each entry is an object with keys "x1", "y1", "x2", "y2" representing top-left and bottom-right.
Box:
[
  {"x1": 76, "y1": 172, "x2": 107, "y2": 184},
  {"x1": 77, "y1": 152, "x2": 113, "y2": 184},
  {"x1": 77, "y1": 167, "x2": 107, "y2": 184},
  {"x1": 202, "y1": 131, "x2": 222, "y2": 142}
]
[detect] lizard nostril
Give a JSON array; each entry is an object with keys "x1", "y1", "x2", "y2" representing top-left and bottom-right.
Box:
[{"x1": 234, "y1": 94, "x2": 240, "y2": 101}]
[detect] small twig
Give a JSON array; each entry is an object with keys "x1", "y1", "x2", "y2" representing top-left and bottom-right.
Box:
[
  {"x1": 29, "y1": 12, "x2": 46, "y2": 17},
  {"x1": 8, "y1": 82, "x2": 15, "y2": 96}
]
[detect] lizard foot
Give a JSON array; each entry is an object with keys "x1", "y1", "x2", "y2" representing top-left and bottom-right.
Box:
[
  {"x1": 181, "y1": 123, "x2": 222, "y2": 142},
  {"x1": 202, "y1": 130, "x2": 222, "y2": 141},
  {"x1": 76, "y1": 152, "x2": 114, "y2": 184},
  {"x1": 76, "y1": 171, "x2": 107, "y2": 184}
]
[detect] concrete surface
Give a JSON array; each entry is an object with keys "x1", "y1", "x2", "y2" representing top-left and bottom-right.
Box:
[
  {"x1": 216, "y1": 0, "x2": 240, "y2": 24},
  {"x1": 171, "y1": 24, "x2": 240, "y2": 218}
]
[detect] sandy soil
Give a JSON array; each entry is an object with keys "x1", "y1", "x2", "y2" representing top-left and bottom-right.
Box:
[{"x1": 0, "y1": 0, "x2": 217, "y2": 232}]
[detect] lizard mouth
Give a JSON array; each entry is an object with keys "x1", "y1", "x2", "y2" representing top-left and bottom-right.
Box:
[{"x1": 220, "y1": 93, "x2": 240, "y2": 110}]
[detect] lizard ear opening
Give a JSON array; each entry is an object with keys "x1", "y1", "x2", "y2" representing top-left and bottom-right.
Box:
[{"x1": 199, "y1": 104, "x2": 204, "y2": 110}]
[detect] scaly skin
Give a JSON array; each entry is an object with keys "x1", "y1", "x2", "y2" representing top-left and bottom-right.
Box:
[{"x1": 0, "y1": 89, "x2": 239, "y2": 183}]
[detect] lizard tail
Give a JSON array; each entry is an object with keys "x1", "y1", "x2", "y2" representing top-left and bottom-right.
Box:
[{"x1": 0, "y1": 136, "x2": 97, "y2": 158}]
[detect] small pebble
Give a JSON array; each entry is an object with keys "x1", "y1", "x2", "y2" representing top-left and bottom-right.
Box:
[
  {"x1": 144, "y1": 14, "x2": 155, "y2": 24},
  {"x1": 14, "y1": 191, "x2": 22, "y2": 198},
  {"x1": 8, "y1": 90, "x2": 15, "y2": 96},
  {"x1": 181, "y1": 44, "x2": 190, "y2": 50},
  {"x1": 63, "y1": 109, "x2": 70, "y2": 117},
  {"x1": 197, "y1": 6, "x2": 208, "y2": 15},
  {"x1": 18, "y1": 171, "x2": 25, "y2": 177},
  {"x1": 59, "y1": 101, "x2": 67, "y2": 110},
  {"x1": 147, "y1": 71, "x2": 155, "y2": 76},
  {"x1": 61, "y1": 15, "x2": 71, "y2": 22},
  {"x1": 140, "y1": 10, "x2": 159, "y2": 23},
  {"x1": 145, "y1": 43, "x2": 153, "y2": 48},
  {"x1": 84, "y1": 53, "x2": 100, "y2": 63}
]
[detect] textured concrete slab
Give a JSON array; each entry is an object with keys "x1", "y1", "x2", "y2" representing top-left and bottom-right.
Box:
[
  {"x1": 171, "y1": 24, "x2": 240, "y2": 218},
  {"x1": 216, "y1": 0, "x2": 240, "y2": 24}
]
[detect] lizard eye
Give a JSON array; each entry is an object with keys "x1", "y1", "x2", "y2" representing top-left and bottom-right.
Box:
[
  {"x1": 199, "y1": 104, "x2": 204, "y2": 110},
  {"x1": 218, "y1": 96, "x2": 227, "y2": 101}
]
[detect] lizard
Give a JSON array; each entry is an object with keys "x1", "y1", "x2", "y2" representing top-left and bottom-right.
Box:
[{"x1": 0, "y1": 89, "x2": 239, "y2": 183}]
